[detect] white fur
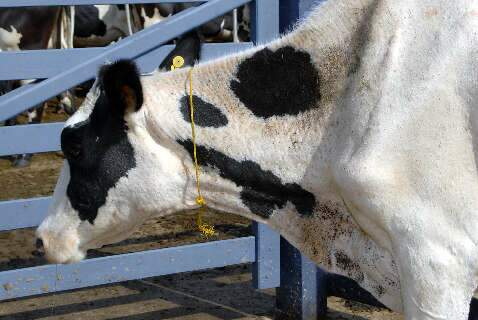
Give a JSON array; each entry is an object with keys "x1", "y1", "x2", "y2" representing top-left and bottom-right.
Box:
[
  {"x1": 95, "y1": 5, "x2": 130, "y2": 37},
  {"x1": 38, "y1": 1, "x2": 478, "y2": 319},
  {"x1": 0, "y1": 26, "x2": 22, "y2": 50},
  {"x1": 140, "y1": 6, "x2": 168, "y2": 29}
]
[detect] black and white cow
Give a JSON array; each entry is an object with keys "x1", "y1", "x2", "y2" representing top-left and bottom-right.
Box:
[
  {"x1": 0, "y1": 7, "x2": 59, "y2": 50},
  {"x1": 135, "y1": 3, "x2": 250, "y2": 42},
  {"x1": 37, "y1": 0, "x2": 478, "y2": 319},
  {"x1": 0, "y1": 7, "x2": 75, "y2": 111},
  {"x1": 0, "y1": 6, "x2": 62, "y2": 123},
  {"x1": 73, "y1": 3, "x2": 250, "y2": 45},
  {"x1": 73, "y1": 3, "x2": 249, "y2": 85},
  {"x1": 0, "y1": 7, "x2": 76, "y2": 166},
  {"x1": 73, "y1": 5, "x2": 132, "y2": 47}
]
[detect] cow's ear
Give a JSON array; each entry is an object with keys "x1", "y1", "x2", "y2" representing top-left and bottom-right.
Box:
[
  {"x1": 159, "y1": 31, "x2": 201, "y2": 71},
  {"x1": 99, "y1": 59, "x2": 143, "y2": 115}
]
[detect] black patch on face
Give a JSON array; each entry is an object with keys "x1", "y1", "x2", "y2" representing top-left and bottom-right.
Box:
[
  {"x1": 179, "y1": 95, "x2": 228, "y2": 128},
  {"x1": 230, "y1": 46, "x2": 320, "y2": 119},
  {"x1": 61, "y1": 92, "x2": 136, "y2": 224},
  {"x1": 177, "y1": 140, "x2": 315, "y2": 218}
]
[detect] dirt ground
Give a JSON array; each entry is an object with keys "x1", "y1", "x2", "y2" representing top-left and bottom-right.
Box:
[{"x1": 0, "y1": 106, "x2": 403, "y2": 319}]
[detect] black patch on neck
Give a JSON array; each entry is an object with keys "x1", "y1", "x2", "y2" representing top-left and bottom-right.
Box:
[
  {"x1": 61, "y1": 92, "x2": 136, "y2": 224},
  {"x1": 179, "y1": 95, "x2": 228, "y2": 128},
  {"x1": 334, "y1": 251, "x2": 365, "y2": 283},
  {"x1": 177, "y1": 139, "x2": 315, "y2": 218},
  {"x1": 230, "y1": 46, "x2": 320, "y2": 119}
]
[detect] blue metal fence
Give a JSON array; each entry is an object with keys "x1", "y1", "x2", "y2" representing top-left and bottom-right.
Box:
[
  {"x1": 0, "y1": 0, "x2": 282, "y2": 302},
  {"x1": 0, "y1": 1, "x2": 348, "y2": 318}
]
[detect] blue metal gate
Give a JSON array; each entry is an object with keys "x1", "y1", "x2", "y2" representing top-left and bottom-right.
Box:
[
  {"x1": 0, "y1": 0, "x2": 281, "y2": 299},
  {"x1": 0, "y1": 1, "x2": 347, "y2": 319}
]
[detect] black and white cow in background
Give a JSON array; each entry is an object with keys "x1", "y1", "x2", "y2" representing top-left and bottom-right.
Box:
[
  {"x1": 73, "y1": 3, "x2": 250, "y2": 48},
  {"x1": 134, "y1": 3, "x2": 250, "y2": 42},
  {"x1": 72, "y1": 4, "x2": 246, "y2": 95},
  {"x1": 0, "y1": 4, "x2": 205, "y2": 167},
  {"x1": 0, "y1": 6, "x2": 75, "y2": 166},
  {"x1": 73, "y1": 5, "x2": 131, "y2": 47},
  {"x1": 0, "y1": 6, "x2": 75, "y2": 111},
  {"x1": 37, "y1": 0, "x2": 478, "y2": 318}
]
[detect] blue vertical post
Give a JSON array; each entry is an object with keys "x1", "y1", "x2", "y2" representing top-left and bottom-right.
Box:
[
  {"x1": 252, "y1": 222, "x2": 280, "y2": 289},
  {"x1": 275, "y1": 239, "x2": 327, "y2": 320},
  {"x1": 275, "y1": 1, "x2": 328, "y2": 319},
  {"x1": 252, "y1": 0, "x2": 326, "y2": 318},
  {"x1": 250, "y1": 0, "x2": 281, "y2": 292},
  {"x1": 280, "y1": 0, "x2": 327, "y2": 33},
  {"x1": 250, "y1": 0, "x2": 279, "y2": 44}
]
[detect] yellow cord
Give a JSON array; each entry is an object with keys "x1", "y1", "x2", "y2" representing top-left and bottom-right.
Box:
[{"x1": 188, "y1": 68, "x2": 215, "y2": 238}]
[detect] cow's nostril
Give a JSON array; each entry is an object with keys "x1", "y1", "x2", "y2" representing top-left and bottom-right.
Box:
[{"x1": 36, "y1": 238, "x2": 44, "y2": 249}]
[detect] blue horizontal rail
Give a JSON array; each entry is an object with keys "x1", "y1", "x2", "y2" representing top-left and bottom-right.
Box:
[
  {"x1": 0, "y1": 0, "x2": 207, "y2": 6},
  {"x1": 0, "y1": 197, "x2": 51, "y2": 231},
  {"x1": 0, "y1": 0, "x2": 252, "y2": 121},
  {"x1": 0, "y1": 123, "x2": 63, "y2": 156},
  {"x1": 0, "y1": 43, "x2": 253, "y2": 156},
  {"x1": 0, "y1": 237, "x2": 256, "y2": 301},
  {"x1": 0, "y1": 0, "x2": 284, "y2": 313},
  {"x1": 0, "y1": 43, "x2": 252, "y2": 81}
]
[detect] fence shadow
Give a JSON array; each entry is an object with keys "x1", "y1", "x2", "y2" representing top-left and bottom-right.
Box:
[{"x1": 0, "y1": 265, "x2": 275, "y2": 320}]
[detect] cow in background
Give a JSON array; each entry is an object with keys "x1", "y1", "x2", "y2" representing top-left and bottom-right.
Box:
[
  {"x1": 135, "y1": 3, "x2": 250, "y2": 42},
  {"x1": 0, "y1": 6, "x2": 75, "y2": 167},
  {"x1": 73, "y1": 3, "x2": 250, "y2": 48},
  {"x1": 72, "y1": 3, "x2": 239, "y2": 95},
  {"x1": 73, "y1": 5, "x2": 132, "y2": 48}
]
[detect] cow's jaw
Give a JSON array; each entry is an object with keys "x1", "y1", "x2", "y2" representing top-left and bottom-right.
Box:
[
  {"x1": 36, "y1": 132, "x2": 192, "y2": 264},
  {"x1": 36, "y1": 223, "x2": 85, "y2": 264},
  {"x1": 36, "y1": 164, "x2": 85, "y2": 263}
]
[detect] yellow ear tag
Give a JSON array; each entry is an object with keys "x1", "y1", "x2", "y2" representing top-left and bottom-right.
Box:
[{"x1": 171, "y1": 55, "x2": 185, "y2": 71}]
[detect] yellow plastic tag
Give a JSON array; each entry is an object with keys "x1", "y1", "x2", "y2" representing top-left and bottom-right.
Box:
[{"x1": 172, "y1": 55, "x2": 185, "y2": 69}]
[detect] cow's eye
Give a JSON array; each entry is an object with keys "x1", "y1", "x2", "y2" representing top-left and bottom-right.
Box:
[
  {"x1": 61, "y1": 121, "x2": 89, "y2": 160},
  {"x1": 64, "y1": 142, "x2": 82, "y2": 159}
]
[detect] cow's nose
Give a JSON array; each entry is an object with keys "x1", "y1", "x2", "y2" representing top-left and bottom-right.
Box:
[
  {"x1": 32, "y1": 238, "x2": 45, "y2": 258},
  {"x1": 35, "y1": 238, "x2": 44, "y2": 249}
]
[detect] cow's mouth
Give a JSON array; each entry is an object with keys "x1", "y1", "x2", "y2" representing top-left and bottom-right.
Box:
[
  {"x1": 44, "y1": 247, "x2": 86, "y2": 264},
  {"x1": 35, "y1": 228, "x2": 86, "y2": 264}
]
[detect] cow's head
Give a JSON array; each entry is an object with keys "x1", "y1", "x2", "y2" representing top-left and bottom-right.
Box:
[{"x1": 36, "y1": 60, "x2": 191, "y2": 263}]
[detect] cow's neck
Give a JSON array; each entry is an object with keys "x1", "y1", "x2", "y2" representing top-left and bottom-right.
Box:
[
  {"x1": 131, "y1": 0, "x2": 405, "y2": 308},
  {"x1": 144, "y1": 0, "x2": 383, "y2": 233}
]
